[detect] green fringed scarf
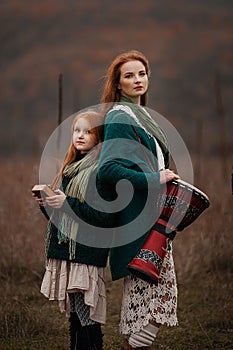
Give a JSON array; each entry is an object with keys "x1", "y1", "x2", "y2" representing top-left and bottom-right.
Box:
[
  {"x1": 46, "y1": 149, "x2": 98, "y2": 260},
  {"x1": 119, "y1": 96, "x2": 169, "y2": 162}
]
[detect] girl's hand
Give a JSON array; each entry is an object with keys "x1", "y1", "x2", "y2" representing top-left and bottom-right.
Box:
[
  {"x1": 32, "y1": 192, "x2": 46, "y2": 206},
  {"x1": 45, "y1": 189, "x2": 66, "y2": 209},
  {"x1": 159, "y1": 169, "x2": 180, "y2": 184}
]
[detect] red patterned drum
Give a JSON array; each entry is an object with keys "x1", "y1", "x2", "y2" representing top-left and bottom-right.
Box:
[
  {"x1": 128, "y1": 179, "x2": 210, "y2": 285},
  {"x1": 155, "y1": 179, "x2": 210, "y2": 233}
]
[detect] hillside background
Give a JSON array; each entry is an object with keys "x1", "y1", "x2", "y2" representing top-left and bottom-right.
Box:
[{"x1": 0, "y1": 0, "x2": 232, "y2": 158}]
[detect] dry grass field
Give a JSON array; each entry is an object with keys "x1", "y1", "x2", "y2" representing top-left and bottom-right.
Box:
[{"x1": 0, "y1": 154, "x2": 232, "y2": 349}]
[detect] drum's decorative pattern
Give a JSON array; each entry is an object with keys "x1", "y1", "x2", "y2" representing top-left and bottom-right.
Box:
[
  {"x1": 128, "y1": 230, "x2": 168, "y2": 285},
  {"x1": 157, "y1": 179, "x2": 210, "y2": 232},
  {"x1": 157, "y1": 193, "x2": 190, "y2": 216},
  {"x1": 134, "y1": 249, "x2": 163, "y2": 271}
]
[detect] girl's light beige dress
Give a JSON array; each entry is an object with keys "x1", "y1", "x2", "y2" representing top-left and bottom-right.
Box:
[{"x1": 40, "y1": 259, "x2": 106, "y2": 324}]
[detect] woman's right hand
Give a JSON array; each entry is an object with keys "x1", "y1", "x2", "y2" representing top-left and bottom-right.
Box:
[{"x1": 159, "y1": 169, "x2": 180, "y2": 184}]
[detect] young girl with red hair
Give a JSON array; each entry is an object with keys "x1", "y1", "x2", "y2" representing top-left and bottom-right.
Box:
[{"x1": 34, "y1": 110, "x2": 109, "y2": 350}]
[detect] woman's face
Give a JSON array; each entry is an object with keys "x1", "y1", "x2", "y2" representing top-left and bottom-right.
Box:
[
  {"x1": 72, "y1": 117, "x2": 97, "y2": 153},
  {"x1": 118, "y1": 60, "x2": 148, "y2": 105}
]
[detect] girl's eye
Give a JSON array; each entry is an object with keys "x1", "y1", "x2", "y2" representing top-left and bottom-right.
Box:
[
  {"x1": 74, "y1": 129, "x2": 91, "y2": 134},
  {"x1": 139, "y1": 72, "x2": 146, "y2": 76}
]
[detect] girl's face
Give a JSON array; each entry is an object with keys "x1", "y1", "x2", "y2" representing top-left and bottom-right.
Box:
[
  {"x1": 72, "y1": 117, "x2": 97, "y2": 153},
  {"x1": 118, "y1": 60, "x2": 148, "y2": 105}
]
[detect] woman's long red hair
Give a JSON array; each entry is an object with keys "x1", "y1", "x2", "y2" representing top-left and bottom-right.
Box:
[{"x1": 101, "y1": 50, "x2": 150, "y2": 106}]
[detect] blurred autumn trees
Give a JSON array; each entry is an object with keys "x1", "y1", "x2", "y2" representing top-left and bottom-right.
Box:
[{"x1": 0, "y1": 0, "x2": 232, "y2": 157}]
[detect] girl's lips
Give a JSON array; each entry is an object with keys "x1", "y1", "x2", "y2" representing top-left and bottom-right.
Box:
[{"x1": 134, "y1": 86, "x2": 143, "y2": 90}]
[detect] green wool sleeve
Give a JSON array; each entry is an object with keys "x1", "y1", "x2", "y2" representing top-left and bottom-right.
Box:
[{"x1": 98, "y1": 111, "x2": 161, "y2": 190}]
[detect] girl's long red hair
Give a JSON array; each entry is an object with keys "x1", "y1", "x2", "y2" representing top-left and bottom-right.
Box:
[
  {"x1": 52, "y1": 110, "x2": 104, "y2": 189},
  {"x1": 101, "y1": 50, "x2": 150, "y2": 106}
]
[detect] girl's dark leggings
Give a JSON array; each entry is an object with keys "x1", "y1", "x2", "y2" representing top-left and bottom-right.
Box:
[{"x1": 69, "y1": 311, "x2": 103, "y2": 350}]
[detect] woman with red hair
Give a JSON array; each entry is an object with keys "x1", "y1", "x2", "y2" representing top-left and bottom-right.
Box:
[{"x1": 98, "y1": 50, "x2": 180, "y2": 349}]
